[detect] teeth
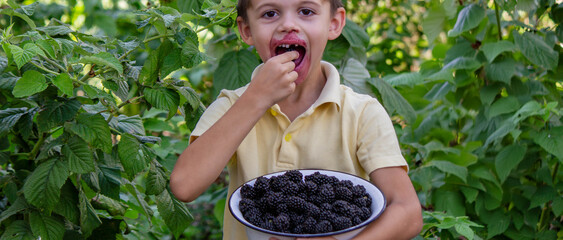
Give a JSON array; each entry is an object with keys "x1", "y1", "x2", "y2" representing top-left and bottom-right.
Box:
[{"x1": 279, "y1": 44, "x2": 299, "y2": 48}]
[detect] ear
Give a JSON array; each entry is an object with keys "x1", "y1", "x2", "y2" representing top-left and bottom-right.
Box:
[
  {"x1": 237, "y1": 16, "x2": 254, "y2": 46},
  {"x1": 328, "y1": 7, "x2": 346, "y2": 40}
]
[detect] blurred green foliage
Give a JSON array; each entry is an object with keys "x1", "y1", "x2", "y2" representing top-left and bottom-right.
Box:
[{"x1": 0, "y1": 0, "x2": 561, "y2": 239}]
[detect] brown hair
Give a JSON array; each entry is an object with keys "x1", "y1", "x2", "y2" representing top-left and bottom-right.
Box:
[{"x1": 237, "y1": 0, "x2": 344, "y2": 22}]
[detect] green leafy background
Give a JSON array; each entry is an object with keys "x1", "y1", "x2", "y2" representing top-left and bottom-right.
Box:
[{"x1": 0, "y1": 0, "x2": 561, "y2": 239}]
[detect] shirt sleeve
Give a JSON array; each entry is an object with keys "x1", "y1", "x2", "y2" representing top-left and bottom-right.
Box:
[
  {"x1": 189, "y1": 95, "x2": 234, "y2": 143},
  {"x1": 356, "y1": 99, "x2": 408, "y2": 174}
]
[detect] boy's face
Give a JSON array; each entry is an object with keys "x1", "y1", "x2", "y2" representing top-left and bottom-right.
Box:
[{"x1": 237, "y1": 0, "x2": 345, "y2": 85}]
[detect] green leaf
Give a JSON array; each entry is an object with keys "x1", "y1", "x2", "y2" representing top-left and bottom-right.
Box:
[
  {"x1": 7, "y1": 45, "x2": 33, "y2": 69},
  {"x1": 532, "y1": 126, "x2": 563, "y2": 160},
  {"x1": 53, "y1": 181, "x2": 80, "y2": 224},
  {"x1": 79, "y1": 52, "x2": 123, "y2": 74},
  {"x1": 212, "y1": 49, "x2": 260, "y2": 98},
  {"x1": 443, "y1": 57, "x2": 482, "y2": 72},
  {"x1": 383, "y1": 72, "x2": 423, "y2": 87},
  {"x1": 511, "y1": 100, "x2": 542, "y2": 123},
  {"x1": 213, "y1": 198, "x2": 226, "y2": 227},
  {"x1": 108, "y1": 114, "x2": 146, "y2": 135},
  {"x1": 485, "y1": 211, "x2": 510, "y2": 238},
  {"x1": 430, "y1": 160, "x2": 468, "y2": 183},
  {"x1": 481, "y1": 41, "x2": 516, "y2": 62},
  {"x1": 323, "y1": 36, "x2": 350, "y2": 63},
  {"x1": 422, "y1": 6, "x2": 446, "y2": 43},
  {"x1": 0, "y1": 220, "x2": 34, "y2": 240},
  {"x1": 174, "y1": 86, "x2": 201, "y2": 110},
  {"x1": 12, "y1": 70, "x2": 48, "y2": 98},
  {"x1": 0, "y1": 108, "x2": 28, "y2": 137},
  {"x1": 487, "y1": 96, "x2": 520, "y2": 119},
  {"x1": 91, "y1": 194, "x2": 127, "y2": 216},
  {"x1": 0, "y1": 197, "x2": 29, "y2": 223},
  {"x1": 143, "y1": 87, "x2": 180, "y2": 119},
  {"x1": 181, "y1": 29, "x2": 205, "y2": 68},
  {"x1": 29, "y1": 211, "x2": 65, "y2": 240},
  {"x1": 514, "y1": 31, "x2": 559, "y2": 70},
  {"x1": 79, "y1": 190, "x2": 102, "y2": 237},
  {"x1": 433, "y1": 188, "x2": 465, "y2": 216},
  {"x1": 0, "y1": 8, "x2": 36, "y2": 29},
  {"x1": 68, "y1": 113, "x2": 113, "y2": 153},
  {"x1": 495, "y1": 144, "x2": 527, "y2": 183},
  {"x1": 98, "y1": 165, "x2": 122, "y2": 200},
  {"x1": 36, "y1": 25, "x2": 74, "y2": 36},
  {"x1": 52, "y1": 73, "x2": 74, "y2": 96},
  {"x1": 36, "y1": 99, "x2": 81, "y2": 133},
  {"x1": 138, "y1": 51, "x2": 159, "y2": 86},
  {"x1": 156, "y1": 189, "x2": 193, "y2": 239},
  {"x1": 23, "y1": 158, "x2": 69, "y2": 211},
  {"x1": 454, "y1": 223, "x2": 475, "y2": 240},
  {"x1": 63, "y1": 136, "x2": 95, "y2": 173},
  {"x1": 161, "y1": 50, "x2": 183, "y2": 78},
  {"x1": 448, "y1": 4, "x2": 486, "y2": 37},
  {"x1": 552, "y1": 198, "x2": 563, "y2": 216},
  {"x1": 118, "y1": 133, "x2": 153, "y2": 180},
  {"x1": 341, "y1": 58, "x2": 372, "y2": 95},
  {"x1": 146, "y1": 164, "x2": 167, "y2": 195},
  {"x1": 516, "y1": 0, "x2": 538, "y2": 12},
  {"x1": 341, "y1": 19, "x2": 369, "y2": 49},
  {"x1": 485, "y1": 57, "x2": 516, "y2": 85},
  {"x1": 529, "y1": 185, "x2": 558, "y2": 209},
  {"x1": 368, "y1": 77, "x2": 416, "y2": 124}
]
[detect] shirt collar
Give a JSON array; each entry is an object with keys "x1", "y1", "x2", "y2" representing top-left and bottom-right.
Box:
[{"x1": 246, "y1": 61, "x2": 342, "y2": 111}]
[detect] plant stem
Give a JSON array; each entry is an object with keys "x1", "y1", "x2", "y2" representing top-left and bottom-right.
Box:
[
  {"x1": 118, "y1": 95, "x2": 144, "y2": 109},
  {"x1": 494, "y1": 0, "x2": 503, "y2": 40},
  {"x1": 40, "y1": 55, "x2": 67, "y2": 73},
  {"x1": 143, "y1": 34, "x2": 174, "y2": 43},
  {"x1": 30, "y1": 61, "x2": 59, "y2": 75},
  {"x1": 28, "y1": 133, "x2": 47, "y2": 160},
  {"x1": 78, "y1": 65, "x2": 92, "y2": 83}
]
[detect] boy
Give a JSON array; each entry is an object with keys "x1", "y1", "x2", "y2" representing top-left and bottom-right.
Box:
[{"x1": 170, "y1": 0, "x2": 423, "y2": 239}]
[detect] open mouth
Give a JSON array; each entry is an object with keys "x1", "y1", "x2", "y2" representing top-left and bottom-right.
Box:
[{"x1": 275, "y1": 44, "x2": 306, "y2": 67}]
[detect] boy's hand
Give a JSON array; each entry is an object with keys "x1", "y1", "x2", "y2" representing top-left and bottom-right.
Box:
[{"x1": 246, "y1": 51, "x2": 299, "y2": 109}]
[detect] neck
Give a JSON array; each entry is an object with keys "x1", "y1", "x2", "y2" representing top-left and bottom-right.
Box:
[{"x1": 278, "y1": 62, "x2": 326, "y2": 121}]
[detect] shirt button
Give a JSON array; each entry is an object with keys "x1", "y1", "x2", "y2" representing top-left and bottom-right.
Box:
[
  {"x1": 284, "y1": 134, "x2": 292, "y2": 142},
  {"x1": 270, "y1": 109, "x2": 278, "y2": 116}
]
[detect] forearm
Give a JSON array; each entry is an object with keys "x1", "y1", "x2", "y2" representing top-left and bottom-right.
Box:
[
  {"x1": 170, "y1": 93, "x2": 269, "y2": 202},
  {"x1": 353, "y1": 199, "x2": 422, "y2": 240}
]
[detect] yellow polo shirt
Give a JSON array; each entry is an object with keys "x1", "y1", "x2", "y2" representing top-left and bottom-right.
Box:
[{"x1": 190, "y1": 61, "x2": 408, "y2": 240}]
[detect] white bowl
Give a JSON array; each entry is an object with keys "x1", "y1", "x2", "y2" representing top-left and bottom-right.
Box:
[{"x1": 229, "y1": 169, "x2": 386, "y2": 240}]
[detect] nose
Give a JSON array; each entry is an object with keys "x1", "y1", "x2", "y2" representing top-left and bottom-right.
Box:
[{"x1": 278, "y1": 13, "x2": 299, "y2": 33}]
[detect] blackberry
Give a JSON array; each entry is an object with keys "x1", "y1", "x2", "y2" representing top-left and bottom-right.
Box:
[
  {"x1": 273, "y1": 213, "x2": 291, "y2": 232},
  {"x1": 331, "y1": 216, "x2": 352, "y2": 231},
  {"x1": 351, "y1": 185, "x2": 367, "y2": 198},
  {"x1": 301, "y1": 181, "x2": 318, "y2": 194},
  {"x1": 318, "y1": 209, "x2": 336, "y2": 221},
  {"x1": 263, "y1": 191, "x2": 284, "y2": 210},
  {"x1": 281, "y1": 181, "x2": 299, "y2": 196},
  {"x1": 335, "y1": 186, "x2": 354, "y2": 202},
  {"x1": 335, "y1": 180, "x2": 354, "y2": 189},
  {"x1": 261, "y1": 212, "x2": 276, "y2": 230},
  {"x1": 318, "y1": 184, "x2": 335, "y2": 203},
  {"x1": 289, "y1": 212, "x2": 306, "y2": 226},
  {"x1": 253, "y1": 176, "x2": 270, "y2": 196},
  {"x1": 303, "y1": 216, "x2": 317, "y2": 233},
  {"x1": 319, "y1": 202, "x2": 332, "y2": 211},
  {"x1": 269, "y1": 175, "x2": 290, "y2": 192},
  {"x1": 287, "y1": 196, "x2": 308, "y2": 211},
  {"x1": 353, "y1": 196, "x2": 370, "y2": 208},
  {"x1": 349, "y1": 204, "x2": 363, "y2": 219},
  {"x1": 360, "y1": 207, "x2": 372, "y2": 220},
  {"x1": 305, "y1": 202, "x2": 321, "y2": 218},
  {"x1": 276, "y1": 203, "x2": 289, "y2": 215},
  {"x1": 240, "y1": 184, "x2": 256, "y2": 199},
  {"x1": 239, "y1": 198, "x2": 255, "y2": 213},
  {"x1": 316, "y1": 220, "x2": 334, "y2": 233},
  {"x1": 243, "y1": 207, "x2": 262, "y2": 226},
  {"x1": 305, "y1": 171, "x2": 332, "y2": 185},
  {"x1": 332, "y1": 200, "x2": 352, "y2": 215},
  {"x1": 352, "y1": 216, "x2": 363, "y2": 225},
  {"x1": 284, "y1": 170, "x2": 303, "y2": 183},
  {"x1": 292, "y1": 225, "x2": 305, "y2": 234}
]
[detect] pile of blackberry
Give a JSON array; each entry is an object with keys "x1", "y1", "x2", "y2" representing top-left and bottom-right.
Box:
[{"x1": 238, "y1": 170, "x2": 373, "y2": 234}]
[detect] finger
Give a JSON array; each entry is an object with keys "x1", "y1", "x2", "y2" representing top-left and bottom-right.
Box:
[
  {"x1": 281, "y1": 60, "x2": 296, "y2": 72},
  {"x1": 275, "y1": 50, "x2": 299, "y2": 63}
]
